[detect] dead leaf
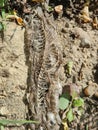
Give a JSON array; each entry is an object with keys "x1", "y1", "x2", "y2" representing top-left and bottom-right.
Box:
[
  {"x1": 81, "y1": 5, "x2": 89, "y2": 17},
  {"x1": 93, "y1": 17, "x2": 98, "y2": 29},
  {"x1": 16, "y1": 17, "x2": 25, "y2": 26},
  {"x1": 80, "y1": 14, "x2": 91, "y2": 23},
  {"x1": 80, "y1": 5, "x2": 91, "y2": 23},
  {"x1": 62, "y1": 119, "x2": 69, "y2": 130},
  {"x1": 6, "y1": 10, "x2": 25, "y2": 26}
]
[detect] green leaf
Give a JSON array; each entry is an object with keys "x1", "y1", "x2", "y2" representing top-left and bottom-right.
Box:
[
  {"x1": 66, "y1": 61, "x2": 73, "y2": 75},
  {"x1": 0, "y1": 119, "x2": 39, "y2": 126},
  {"x1": 0, "y1": 22, "x2": 4, "y2": 31},
  {"x1": 86, "y1": 125, "x2": 88, "y2": 130},
  {"x1": 1, "y1": 9, "x2": 6, "y2": 19},
  {"x1": 0, "y1": 125, "x2": 5, "y2": 130},
  {"x1": 73, "y1": 98, "x2": 84, "y2": 107},
  {"x1": 59, "y1": 97, "x2": 69, "y2": 110},
  {"x1": 0, "y1": 0, "x2": 5, "y2": 7},
  {"x1": 71, "y1": 91, "x2": 78, "y2": 99},
  {"x1": 47, "y1": 6, "x2": 53, "y2": 12},
  {"x1": 61, "y1": 93, "x2": 71, "y2": 100},
  {"x1": 66, "y1": 108, "x2": 74, "y2": 122}
]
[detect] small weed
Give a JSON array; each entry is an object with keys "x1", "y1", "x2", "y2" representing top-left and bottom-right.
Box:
[
  {"x1": 0, "y1": 0, "x2": 11, "y2": 41},
  {"x1": 0, "y1": 119, "x2": 39, "y2": 130},
  {"x1": 0, "y1": 0, "x2": 8, "y2": 18},
  {"x1": 59, "y1": 87, "x2": 84, "y2": 129}
]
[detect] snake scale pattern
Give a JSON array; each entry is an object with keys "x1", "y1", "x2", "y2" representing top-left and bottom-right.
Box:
[
  {"x1": 25, "y1": 6, "x2": 64, "y2": 130},
  {"x1": 25, "y1": 6, "x2": 98, "y2": 130}
]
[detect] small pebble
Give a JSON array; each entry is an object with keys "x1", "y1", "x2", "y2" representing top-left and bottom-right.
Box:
[
  {"x1": 0, "y1": 106, "x2": 9, "y2": 115},
  {"x1": 84, "y1": 82, "x2": 98, "y2": 97},
  {"x1": 65, "y1": 22, "x2": 69, "y2": 28},
  {"x1": 61, "y1": 28, "x2": 66, "y2": 33},
  {"x1": 74, "y1": 27, "x2": 91, "y2": 48},
  {"x1": 54, "y1": 5, "x2": 63, "y2": 14},
  {"x1": 47, "y1": 112, "x2": 56, "y2": 125},
  {"x1": 80, "y1": 38, "x2": 91, "y2": 48}
]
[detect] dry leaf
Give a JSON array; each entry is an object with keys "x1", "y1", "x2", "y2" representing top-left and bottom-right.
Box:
[
  {"x1": 81, "y1": 6, "x2": 89, "y2": 17},
  {"x1": 16, "y1": 16, "x2": 24, "y2": 26},
  {"x1": 54, "y1": 5, "x2": 63, "y2": 14},
  {"x1": 6, "y1": 15, "x2": 17, "y2": 19},
  {"x1": 80, "y1": 14, "x2": 91, "y2": 23},
  {"x1": 6, "y1": 14, "x2": 25, "y2": 26},
  {"x1": 62, "y1": 120, "x2": 69, "y2": 130},
  {"x1": 93, "y1": 17, "x2": 98, "y2": 28},
  {"x1": 13, "y1": 10, "x2": 17, "y2": 15},
  {"x1": 80, "y1": 5, "x2": 91, "y2": 23}
]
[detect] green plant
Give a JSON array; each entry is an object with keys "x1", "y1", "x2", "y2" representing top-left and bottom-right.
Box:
[
  {"x1": 0, "y1": 0, "x2": 9, "y2": 40},
  {"x1": 59, "y1": 92, "x2": 84, "y2": 123},
  {"x1": 59, "y1": 94, "x2": 70, "y2": 110},
  {"x1": 66, "y1": 108, "x2": 74, "y2": 122},
  {"x1": 0, "y1": 119, "x2": 39, "y2": 130},
  {"x1": 0, "y1": 0, "x2": 8, "y2": 18}
]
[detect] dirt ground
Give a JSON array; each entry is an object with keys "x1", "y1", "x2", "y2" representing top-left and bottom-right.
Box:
[
  {"x1": 0, "y1": 22, "x2": 27, "y2": 129},
  {"x1": 0, "y1": 0, "x2": 98, "y2": 130}
]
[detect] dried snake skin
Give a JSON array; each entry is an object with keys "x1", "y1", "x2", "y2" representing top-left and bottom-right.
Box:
[{"x1": 25, "y1": 7, "x2": 64, "y2": 130}]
